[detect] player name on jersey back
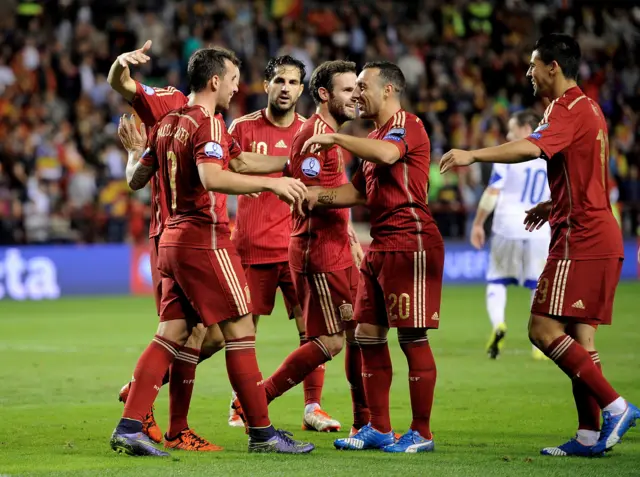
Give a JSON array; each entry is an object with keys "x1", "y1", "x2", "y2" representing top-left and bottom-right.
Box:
[
  {"x1": 142, "y1": 105, "x2": 233, "y2": 250},
  {"x1": 352, "y1": 110, "x2": 443, "y2": 252}
]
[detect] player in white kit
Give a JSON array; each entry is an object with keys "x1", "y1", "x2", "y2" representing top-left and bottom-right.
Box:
[{"x1": 470, "y1": 110, "x2": 550, "y2": 360}]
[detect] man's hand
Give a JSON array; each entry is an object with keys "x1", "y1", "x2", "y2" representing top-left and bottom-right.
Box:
[
  {"x1": 440, "y1": 149, "x2": 475, "y2": 174},
  {"x1": 268, "y1": 177, "x2": 308, "y2": 206},
  {"x1": 350, "y1": 242, "x2": 364, "y2": 268},
  {"x1": 117, "y1": 40, "x2": 152, "y2": 68},
  {"x1": 470, "y1": 224, "x2": 486, "y2": 250},
  {"x1": 118, "y1": 115, "x2": 147, "y2": 152},
  {"x1": 301, "y1": 133, "x2": 337, "y2": 155},
  {"x1": 524, "y1": 201, "x2": 552, "y2": 232}
]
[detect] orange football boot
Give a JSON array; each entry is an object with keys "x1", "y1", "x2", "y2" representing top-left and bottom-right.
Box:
[{"x1": 164, "y1": 428, "x2": 223, "y2": 452}]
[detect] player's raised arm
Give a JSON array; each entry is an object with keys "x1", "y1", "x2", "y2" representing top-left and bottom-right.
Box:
[
  {"x1": 229, "y1": 152, "x2": 289, "y2": 174},
  {"x1": 107, "y1": 40, "x2": 152, "y2": 102}
]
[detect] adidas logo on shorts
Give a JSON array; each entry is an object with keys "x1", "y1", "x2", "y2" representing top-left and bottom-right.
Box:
[{"x1": 571, "y1": 300, "x2": 585, "y2": 310}]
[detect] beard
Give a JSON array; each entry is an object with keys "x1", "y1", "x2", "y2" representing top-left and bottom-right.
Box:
[
  {"x1": 269, "y1": 98, "x2": 295, "y2": 117},
  {"x1": 328, "y1": 97, "x2": 356, "y2": 126}
]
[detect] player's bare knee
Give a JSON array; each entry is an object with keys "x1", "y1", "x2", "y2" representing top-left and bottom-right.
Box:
[
  {"x1": 355, "y1": 323, "x2": 388, "y2": 341},
  {"x1": 219, "y1": 313, "x2": 256, "y2": 340},
  {"x1": 527, "y1": 313, "x2": 564, "y2": 349},
  {"x1": 200, "y1": 325, "x2": 225, "y2": 358},
  {"x1": 318, "y1": 333, "x2": 344, "y2": 357},
  {"x1": 156, "y1": 319, "x2": 190, "y2": 346},
  {"x1": 397, "y1": 328, "x2": 427, "y2": 343}
]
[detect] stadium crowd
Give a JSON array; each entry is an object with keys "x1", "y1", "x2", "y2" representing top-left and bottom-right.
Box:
[{"x1": 0, "y1": 0, "x2": 638, "y2": 245}]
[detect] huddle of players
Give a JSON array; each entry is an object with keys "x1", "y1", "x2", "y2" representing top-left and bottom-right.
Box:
[{"x1": 108, "y1": 32, "x2": 639, "y2": 458}]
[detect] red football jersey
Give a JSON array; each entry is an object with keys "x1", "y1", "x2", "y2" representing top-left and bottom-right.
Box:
[
  {"x1": 141, "y1": 105, "x2": 232, "y2": 250},
  {"x1": 525, "y1": 86, "x2": 623, "y2": 260},
  {"x1": 229, "y1": 109, "x2": 306, "y2": 265},
  {"x1": 130, "y1": 81, "x2": 241, "y2": 238},
  {"x1": 351, "y1": 109, "x2": 442, "y2": 252},
  {"x1": 289, "y1": 114, "x2": 352, "y2": 273}
]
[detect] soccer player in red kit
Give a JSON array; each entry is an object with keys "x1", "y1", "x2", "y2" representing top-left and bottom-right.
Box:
[
  {"x1": 302, "y1": 61, "x2": 443, "y2": 453},
  {"x1": 440, "y1": 34, "x2": 639, "y2": 457},
  {"x1": 109, "y1": 47, "x2": 314, "y2": 456},
  {"x1": 241, "y1": 60, "x2": 368, "y2": 435},
  {"x1": 108, "y1": 41, "x2": 285, "y2": 449},
  {"x1": 227, "y1": 56, "x2": 335, "y2": 429}
]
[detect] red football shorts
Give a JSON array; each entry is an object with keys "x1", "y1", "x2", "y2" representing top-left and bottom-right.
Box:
[
  {"x1": 292, "y1": 265, "x2": 359, "y2": 338},
  {"x1": 531, "y1": 258, "x2": 623, "y2": 326},
  {"x1": 243, "y1": 262, "x2": 299, "y2": 318},
  {"x1": 157, "y1": 246, "x2": 252, "y2": 326},
  {"x1": 149, "y1": 236, "x2": 162, "y2": 315},
  {"x1": 355, "y1": 248, "x2": 444, "y2": 329}
]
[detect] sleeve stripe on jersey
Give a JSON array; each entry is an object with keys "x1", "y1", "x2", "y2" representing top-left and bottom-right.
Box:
[
  {"x1": 314, "y1": 118, "x2": 327, "y2": 136},
  {"x1": 542, "y1": 100, "x2": 557, "y2": 123},
  {"x1": 167, "y1": 112, "x2": 199, "y2": 127},
  {"x1": 568, "y1": 95, "x2": 586, "y2": 110},
  {"x1": 228, "y1": 110, "x2": 263, "y2": 133},
  {"x1": 392, "y1": 110, "x2": 406, "y2": 129},
  {"x1": 312, "y1": 273, "x2": 340, "y2": 335},
  {"x1": 210, "y1": 115, "x2": 222, "y2": 143},
  {"x1": 154, "y1": 86, "x2": 178, "y2": 96},
  {"x1": 214, "y1": 249, "x2": 249, "y2": 316},
  {"x1": 296, "y1": 113, "x2": 307, "y2": 123}
]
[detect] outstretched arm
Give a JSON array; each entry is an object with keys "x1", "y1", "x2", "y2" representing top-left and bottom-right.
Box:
[
  {"x1": 107, "y1": 40, "x2": 152, "y2": 102},
  {"x1": 302, "y1": 133, "x2": 400, "y2": 165},
  {"x1": 440, "y1": 139, "x2": 542, "y2": 173},
  {"x1": 229, "y1": 152, "x2": 289, "y2": 174},
  {"x1": 307, "y1": 183, "x2": 366, "y2": 210}
]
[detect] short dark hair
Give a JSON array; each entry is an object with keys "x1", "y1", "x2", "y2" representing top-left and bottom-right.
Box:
[
  {"x1": 309, "y1": 60, "x2": 357, "y2": 105},
  {"x1": 187, "y1": 47, "x2": 241, "y2": 93},
  {"x1": 362, "y1": 61, "x2": 406, "y2": 95},
  {"x1": 264, "y1": 55, "x2": 306, "y2": 83},
  {"x1": 534, "y1": 34, "x2": 581, "y2": 81},
  {"x1": 512, "y1": 109, "x2": 542, "y2": 131}
]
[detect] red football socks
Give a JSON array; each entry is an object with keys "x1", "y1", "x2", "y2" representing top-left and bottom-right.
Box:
[
  {"x1": 399, "y1": 334, "x2": 436, "y2": 439},
  {"x1": 123, "y1": 335, "x2": 180, "y2": 422},
  {"x1": 225, "y1": 337, "x2": 270, "y2": 428},
  {"x1": 167, "y1": 346, "x2": 200, "y2": 438},
  {"x1": 547, "y1": 335, "x2": 619, "y2": 408},
  {"x1": 359, "y1": 337, "x2": 392, "y2": 434},
  {"x1": 264, "y1": 338, "x2": 332, "y2": 403},
  {"x1": 345, "y1": 341, "x2": 369, "y2": 429},
  {"x1": 573, "y1": 351, "x2": 602, "y2": 431},
  {"x1": 300, "y1": 333, "x2": 326, "y2": 406}
]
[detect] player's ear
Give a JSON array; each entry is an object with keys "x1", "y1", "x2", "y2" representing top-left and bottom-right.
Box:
[
  {"x1": 318, "y1": 86, "x2": 329, "y2": 102},
  {"x1": 211, "y1": 74, "x2": 220, "y2": 92},
  {"x1": 263, "y1": 80, "x2": 269, "y2": 94},
  {"x1": 549, "y1": 60, "x2": 560, "y2": 77}
]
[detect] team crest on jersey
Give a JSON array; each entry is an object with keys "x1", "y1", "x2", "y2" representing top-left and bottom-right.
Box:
[
  {"x1": 204, "y1": 141, "x2": 223, "y2": 159},
  {"x1": 301, "y1": 157, "x2": 320, "y2": 177},
  {"x1": 339, "y1": 303, "x2": 354, "y2": 321},
  {"x1": 141, "y1": 84, "x2": 155, "y2": 96}
]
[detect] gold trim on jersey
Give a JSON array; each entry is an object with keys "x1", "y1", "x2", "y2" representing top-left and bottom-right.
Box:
[
  {"x1": 166, "y1": 112, "x2": 199, "y2": 128},
  {"x1": 568, "y1": 95, "x2": 586, "y2": 110},
  {"x1": 228, "y1": 111, "x2": 263, "y2": 133}
]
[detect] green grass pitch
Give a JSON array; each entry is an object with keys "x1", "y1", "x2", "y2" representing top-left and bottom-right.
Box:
[{"x1": 1, "y1": 283, "x2": 639, "y2": 476}]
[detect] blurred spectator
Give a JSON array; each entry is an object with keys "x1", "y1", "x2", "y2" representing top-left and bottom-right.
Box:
[{"x1": 0, "y1": 0, "x2": 638, "y2": 244}]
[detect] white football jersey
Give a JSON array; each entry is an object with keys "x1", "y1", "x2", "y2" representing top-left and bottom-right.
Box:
[{"x1": 489, "y1": 159, "x2": 551, "y2": 239}]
